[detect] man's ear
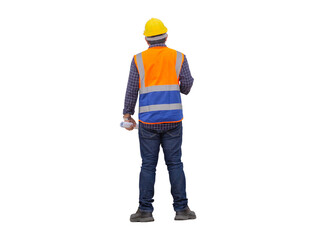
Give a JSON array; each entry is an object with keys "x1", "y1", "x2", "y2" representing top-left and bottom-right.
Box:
[{"x1": 145, "y1": 37, "x2": 149, "y2": 46}]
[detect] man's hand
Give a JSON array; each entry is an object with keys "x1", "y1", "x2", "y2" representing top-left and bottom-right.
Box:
[{"x1": 123, "y1": 114, "x2": 136, "y2": 131}]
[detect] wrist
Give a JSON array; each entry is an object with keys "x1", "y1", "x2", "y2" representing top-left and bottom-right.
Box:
[{"x1": 123, "y1": 114, "x2": 131, "y2": 121}]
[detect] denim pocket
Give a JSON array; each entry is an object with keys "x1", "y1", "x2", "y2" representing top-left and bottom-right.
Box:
[
  {"x1": 140, "y1": 126, "x2": 159, "y2": 139},
  {"x1": 166, "y1": 124, "x2": 182, "y2": 138}
]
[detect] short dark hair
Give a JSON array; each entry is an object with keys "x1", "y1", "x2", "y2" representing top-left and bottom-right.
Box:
[{"x1": 147, "y1": 34, "x2": 167, "y2": 45}]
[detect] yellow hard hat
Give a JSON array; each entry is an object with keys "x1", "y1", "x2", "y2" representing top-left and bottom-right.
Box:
[{"x1": 143, "y1": 18, "x2": 168, "y2": 37}]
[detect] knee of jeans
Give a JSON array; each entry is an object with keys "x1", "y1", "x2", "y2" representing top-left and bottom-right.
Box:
[
  {"x1": 141, "y1": 162, "x2": 157, "y2": 172},
  {"x1": 166, "y1": 161, "x2": 183, "y2": 171}
]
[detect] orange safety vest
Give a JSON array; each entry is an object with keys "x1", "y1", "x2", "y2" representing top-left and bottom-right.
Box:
[{"x1": 134, "y1": 47, "x2": 184, "y2": 124}]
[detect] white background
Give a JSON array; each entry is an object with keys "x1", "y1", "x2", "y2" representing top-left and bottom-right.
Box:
[{"x1": 1, "y1": 0, "x2": 316, "y2": 239}]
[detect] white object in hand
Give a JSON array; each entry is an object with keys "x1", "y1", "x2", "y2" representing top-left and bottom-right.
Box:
[{"x1": 120, "y1": 122, "x2": 138, "y2": 129}]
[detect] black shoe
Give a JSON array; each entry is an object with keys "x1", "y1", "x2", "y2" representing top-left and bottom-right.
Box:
[
  {"x1": 175, "y1": 206, "x2": 196, "y2": 220},
  {"x1": 130, "y1": 208, "x2": 154, "y2": 222}
]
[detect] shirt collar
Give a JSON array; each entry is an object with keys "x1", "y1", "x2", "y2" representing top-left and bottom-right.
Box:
[{"x1": 148, "y1": 43, "x2": 167, "y2": 48}]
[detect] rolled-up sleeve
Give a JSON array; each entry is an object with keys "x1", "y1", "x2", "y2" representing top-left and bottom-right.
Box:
[{"x1": 179, "y1": 55, "x2": 194, "y2": 95}]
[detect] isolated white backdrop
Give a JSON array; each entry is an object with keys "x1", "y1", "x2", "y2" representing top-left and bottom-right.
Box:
[{"x1": 1, "y1": 0, "x2": 316, "y2": 239}]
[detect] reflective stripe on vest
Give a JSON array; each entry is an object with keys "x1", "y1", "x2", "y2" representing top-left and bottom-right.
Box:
[
  {"x1": 139, "y1": 103, "x2": 183, "y2": 113},
  {"x1": 135, "y1": 48, "x2": 184, "y2": 124}
]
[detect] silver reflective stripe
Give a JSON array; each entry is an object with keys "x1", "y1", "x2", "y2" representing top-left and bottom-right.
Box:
[
  {"x1": 139, "y1": 103, "x2": 182, "y2": 113},
  {"x1": 175, "y1": 51, "x2": 183, "y2": 78},
  {"x1": 136, "y1": 53, "x2": 145, "y2": 88},
  {"x1": 139, "y1": 84, "x2": 180, "y2": 94}
]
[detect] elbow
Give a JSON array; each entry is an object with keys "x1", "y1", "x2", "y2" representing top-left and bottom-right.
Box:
[{"x1": 180, "y1": 87, "x2": 191, "y2": 95}]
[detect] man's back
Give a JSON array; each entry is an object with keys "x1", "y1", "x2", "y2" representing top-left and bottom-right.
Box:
[
  {"x1": 138, "y1": 47, "x2": 181, "y2": 87},
  {"x1": 135, "y1": 46, "x2": 184, "y2": 124}
]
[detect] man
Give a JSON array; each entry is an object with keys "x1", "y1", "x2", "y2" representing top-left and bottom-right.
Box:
[{"x1": 123, "y1": 18, "x2": 196, "y2": 222}]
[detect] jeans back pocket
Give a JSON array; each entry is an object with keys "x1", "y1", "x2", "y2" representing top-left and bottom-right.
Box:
[
  {"x1": 166, "y1": 123, "x2": 182, "y2": 138},
  {"x1": 140, "y1": 126, "x2": 159, "y2": 139}
]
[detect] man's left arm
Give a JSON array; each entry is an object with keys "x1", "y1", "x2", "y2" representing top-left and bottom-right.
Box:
[{"x1": 179, "y1": 55, "x2": 194, "y2": 95}]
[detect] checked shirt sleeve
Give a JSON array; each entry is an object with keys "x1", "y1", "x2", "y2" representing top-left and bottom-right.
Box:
[
  {"x1": 179, "y1": 55, "x2": 194, "y2": 95},
  {"x1": 123, "y1": 58, "x2": 139, "y2": 115}
]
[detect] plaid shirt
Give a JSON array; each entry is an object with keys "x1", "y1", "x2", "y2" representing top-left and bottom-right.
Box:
[{"x1": 123, "y1": 43, "x2": 194, "y2": 131}]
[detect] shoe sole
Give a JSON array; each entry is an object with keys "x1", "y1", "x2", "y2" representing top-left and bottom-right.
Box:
[
  {"x1": 130, "y1": 217, "x2": 154, "y2": 222},
  {"x1": 174, "y1": 215, "x2": 196, "y2": 221}
]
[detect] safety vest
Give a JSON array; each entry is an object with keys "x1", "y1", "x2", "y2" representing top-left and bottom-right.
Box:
[{"x1": 134, "y1": 47, "x2": 184, "y2": 124}]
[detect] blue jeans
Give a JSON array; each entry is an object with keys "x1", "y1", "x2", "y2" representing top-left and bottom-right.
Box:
[{"x1": 138, "y1": 122, "x2": 188, "y2": 212}]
